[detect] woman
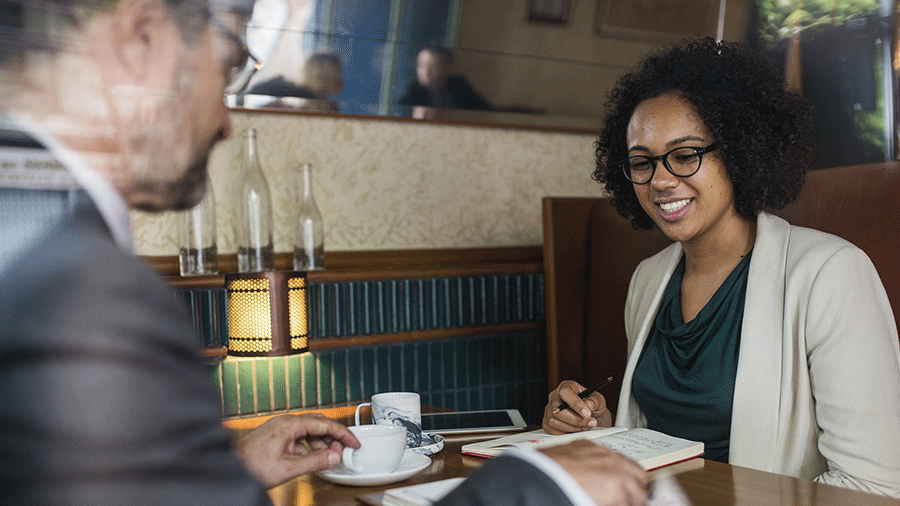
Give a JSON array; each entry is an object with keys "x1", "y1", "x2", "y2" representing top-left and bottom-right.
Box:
[{"x1": 543, "y1": 38, "x2": 900, "y2": 497}]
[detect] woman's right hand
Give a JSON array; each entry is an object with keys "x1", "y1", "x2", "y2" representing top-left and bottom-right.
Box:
[{"x1": 542, "y1": 380, "x2": 613, "y2": 435}]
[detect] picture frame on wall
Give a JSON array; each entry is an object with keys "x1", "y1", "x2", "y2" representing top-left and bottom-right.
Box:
[
  {"x1": 528, "y1": 0, "x2": 572, "y2": 25},
  {"x1": 595, "y1": 0, "x2": 721, "y2": 43}
]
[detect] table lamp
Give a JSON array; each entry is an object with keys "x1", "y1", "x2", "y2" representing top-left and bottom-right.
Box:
[{"x1": 225, "y1": 270, "x2": 309, "y2": 356}]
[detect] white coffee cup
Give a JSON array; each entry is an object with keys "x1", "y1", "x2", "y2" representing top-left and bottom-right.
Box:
[
  {"x1": 354, "y1": 392, "x2": 423, "y2": 448},
  {"x1": 341, "y1": 424, "x2": 407, "y2": 474}
]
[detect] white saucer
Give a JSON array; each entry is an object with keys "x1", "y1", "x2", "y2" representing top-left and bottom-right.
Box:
[
  {"x1": 409, "y1": 433, "x2": 444, "y2": 456},
  {"x1": 315, "y1": 450, "x2": 431, "y2": 487}
]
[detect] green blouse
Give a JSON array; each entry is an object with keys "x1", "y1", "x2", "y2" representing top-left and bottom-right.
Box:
[{"x1": 631, "y1": 250, "x2": 752, "y2": 462}]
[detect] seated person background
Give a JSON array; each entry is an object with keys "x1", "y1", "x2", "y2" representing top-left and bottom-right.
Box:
[
  {"x1": 542, "y1": 38, "x2": 900, "y2": 498},
  {"x1": 0, "y1": 1, "x2": 649, "y2": 505},
  {"x1": 397, "y1": 44, "x2": 491, "y2": 119},
  {"x1": 244, "y1": 50, "x2": 344, "y2": 111}
]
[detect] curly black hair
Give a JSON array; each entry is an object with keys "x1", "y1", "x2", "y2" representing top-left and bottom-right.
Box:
[{"x1": 593, "y1": 38, "x2": 814, "y2": 230}]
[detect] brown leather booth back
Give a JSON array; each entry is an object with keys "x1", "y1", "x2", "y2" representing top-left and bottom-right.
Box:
[
  {"x1": 543, "y1": 161, "x2": 900, "y2": 420},
  {"x1": 775, "y1": 162, "x2": 900, "y2": 326}
]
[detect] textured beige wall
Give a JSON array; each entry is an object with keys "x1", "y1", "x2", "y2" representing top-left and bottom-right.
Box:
[{"x1": 131, "y1": 111, "x2": 602, "y2": 256}]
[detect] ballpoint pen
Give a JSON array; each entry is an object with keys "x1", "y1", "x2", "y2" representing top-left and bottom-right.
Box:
[{"x1": 551, "y1": 376, "x2": 614, "y2": 415}]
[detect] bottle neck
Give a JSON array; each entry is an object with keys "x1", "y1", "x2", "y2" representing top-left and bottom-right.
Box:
[{"x1": 301, "y1": 163, "x2": 314, "y2": 199}]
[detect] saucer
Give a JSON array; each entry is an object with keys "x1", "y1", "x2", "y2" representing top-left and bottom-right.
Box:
[
  {"x1": 315, "y1": 450, "x2": 431, "y2": 487},
  {"x1": 409, "y1": 432, "x2": 444, "y2": 456}
]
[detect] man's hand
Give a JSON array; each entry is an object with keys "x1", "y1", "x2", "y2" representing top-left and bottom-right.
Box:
[
  {"x1": 235, "y1": 413, "x2": 360, "y2": 488},
  {"x1": 541, "y1": 440, "x2": 649, "y2": 506},
  {"x1": 543, "y1": 380, "x2": 613, "y2": 434}
]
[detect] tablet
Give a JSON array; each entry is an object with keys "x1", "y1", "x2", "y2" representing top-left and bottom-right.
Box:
[{"x1": 421, "y1": 409, "x2": 527, "y2": 434}]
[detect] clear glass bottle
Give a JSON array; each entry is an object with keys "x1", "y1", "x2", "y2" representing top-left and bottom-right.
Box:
[
  {"x1": 237, "y1": 128, "x2": 275, "y2": 272},
  {"x1": 293, "y1": 162, "x2": 325, "y2": 270},
  {"x1": 178, "y1": 174, "x2": 218, "y2": 276}
]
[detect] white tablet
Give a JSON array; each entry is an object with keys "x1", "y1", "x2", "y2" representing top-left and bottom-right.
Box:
[{"x1": 421, "y1": 409, "x2": 527, "y2": 434}]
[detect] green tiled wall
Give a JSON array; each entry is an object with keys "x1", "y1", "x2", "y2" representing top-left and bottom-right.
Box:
[
  {"x1": 179, "y1": 273, "x2": 547, "y2": 424},
  {"x1": 210, "y1": 330, "x2": 546, "y2": 424}
]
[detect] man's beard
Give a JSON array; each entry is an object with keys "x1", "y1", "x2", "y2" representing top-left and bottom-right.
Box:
[
  {"x1": 128, "y1": 126, "x2": 223, "y2": 213},
  {"x1": 128, "y1": 151, "x2": 210, "y2": 213}
]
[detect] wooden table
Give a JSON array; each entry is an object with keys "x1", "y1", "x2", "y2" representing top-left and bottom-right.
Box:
[{"x1": 224, "y1": 407, "x2": 900, "y2": 506}]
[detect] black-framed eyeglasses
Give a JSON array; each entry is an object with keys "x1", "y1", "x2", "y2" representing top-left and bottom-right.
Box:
[
  {"x1": 619, "y1": 144, "x2": 717, "y2": 184},
  {"x1": 212, "y1": 17, "x2": 261, "y2": 95}
]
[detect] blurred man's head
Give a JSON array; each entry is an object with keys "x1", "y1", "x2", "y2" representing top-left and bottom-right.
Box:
[
  {"x1": 0, "y1": 0, "x2": 255, "y2": 212},
  {"x1": 415, "y1": 44, "x2": 452, "y2": 91},
  {"x1": 303, "y1": 50, "x2": 344, "y2": 99}
]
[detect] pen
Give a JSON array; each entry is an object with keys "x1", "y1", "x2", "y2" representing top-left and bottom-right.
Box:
[{"x1": 551, "y1": 376, "x2": 614, "y2": 415}]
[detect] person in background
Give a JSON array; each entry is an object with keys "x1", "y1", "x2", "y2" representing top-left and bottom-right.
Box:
[
  {"x1": 543, "y1": 38, "x2": 900, "y2": 498},
  {"x1": 397, "y1": 44, "x2": 491, "y2": 119},
  {"x1": 244, "y1": 50, "x2": 344, "y2": 111},
  {"x1": 0, "y1": 1, "x2": 649, "y2": 505}
]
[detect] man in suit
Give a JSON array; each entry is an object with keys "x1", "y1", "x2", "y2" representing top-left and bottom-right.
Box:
[
  {"x1": 0, "y1": 1, "x2": 648, "y2": 505},
  {"x1": 397, "y1": 44, "x2": 491, "y2": 119}
]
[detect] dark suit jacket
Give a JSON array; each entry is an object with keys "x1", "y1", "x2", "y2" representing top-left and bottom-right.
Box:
[
  {"x1": 397, "y1": 76, "x2": 491, "y2": 111},
  {"x1": 435, "y1": 454, "x2": 575, "y2": 506},
  {"x1": 0, "y1": 203, "x2": 270, "y2": 505}
]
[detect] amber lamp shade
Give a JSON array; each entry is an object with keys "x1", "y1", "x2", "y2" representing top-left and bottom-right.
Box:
[{"x1": 225, "y1": 271, "x2": 309, "y2": 356}]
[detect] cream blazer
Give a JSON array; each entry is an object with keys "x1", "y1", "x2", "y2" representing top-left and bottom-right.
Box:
[{"x1": 615, "y1": 213, "x2": 900, "y2": 498}]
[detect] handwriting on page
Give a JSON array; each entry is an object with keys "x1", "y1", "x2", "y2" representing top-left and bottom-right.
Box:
[{"x1": 595, "y1": 431, "x2": 675, "y2": 455}]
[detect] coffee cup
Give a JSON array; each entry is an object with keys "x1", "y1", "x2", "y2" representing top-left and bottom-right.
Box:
[
  {"x1": 354, "y1": 392, "x2": 423, "y2": 448},
  {"x1": 341, "y1": 424, "x2": 407, "y2": 474}
]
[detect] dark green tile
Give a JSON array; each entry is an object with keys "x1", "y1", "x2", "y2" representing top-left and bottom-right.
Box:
[
  {"x1": 205, "y1": 363, "x2": 221, "y2": 417},
  {"x1": 373, "y1": 282, "x2": 386, "y2": 334},
  {"x1": 399, "y1": 280, "x2": 411, "y2": 332},
  {"x1": 222, "y1": 359, "x2": 239, "y2": 417},
  {"x1": 361, "y1": 348, "x2": 376, "y2": 399},
  {"x1": 215, "y1": 288, "x2": 229, "y2": 347},
  {"x1": 402, "y1": 344, "x2": 415, "y2": 391},
  {"x1": 317, "y1": 352, "x2": 333, "y2": 405},
  {"x1": 416, "y1": 342, "x2": 429, "y2": 392},
  {"x1": 492, "y1": 385, "x2": 505, "y2": 409},
  {"x1": 456, "y1": 340, "x2": 469, "y2": 388},
  {"x1": 331, "y1": 350, "x2": 347, "y2": 404},
  {"x1": 302, "y1": 352, "x2": 317, "y2": 407},
  {"x1": 389, "y1": 345, "x2": 403, "y2": 391},
  {"x1": 236, "y1": 359, "x2": 255, "y2": 415},
  {"x1": 428, "y1": 342, "x2": 442, "y2": 393},
  {"x1": 413, "y1": 279, "x2": 425, "y2": 331},
  {"x1": 287, "y1": 353, "x2": 302, "y2": 409},
  {"x1": 441, "y1": 341, "x2": 454, "y2": 390},
  {"x1": 360, "y1": 282, "x2": 373, "y2": 335},
  {"x1": 347, "y1": 348, "x2": 362, "y2": 401},
  {"x1": 271, "y1": 356, "x2": 287, "y2": 411},
  {"x1": 345, "y1": 283, "x2": 358, "y2": 336},
  {"x1": 438, "y1": 278, "x2": 450, "y2": 328},
  {"x1": 442, "y1": 392, "x2": 455, "y2": 410},
  {"x1": 487, "y1": 276, "x2": 499, "y2": 324},
  {"x1": 501, "y1": 336, "x2": 514, "y2": 384},
  {"x1": 255, "y1": 358, "x2": 272, "y2": 413},
  {"x1": 467, "y1": 387, "x2": 480, "y2": 411},
  {"x1": 386, "y1": 280, "x2": 399, "y2": 333},
  {"x1": 480, "y1": 338, "x2": 493, "y2": 385},
  {"x1": 376, "y1": 346, "x2": 390, "y2": 393}
]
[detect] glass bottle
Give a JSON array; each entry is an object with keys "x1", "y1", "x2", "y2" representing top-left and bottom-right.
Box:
[
  {"x1": 293, "y1": 162, "x2": 325, "y2": 270},
  {"x1": 237, "y1": 128, "x2": 275, "y2": 272},
  {"x1": 177, "y1": 174, "x2": 218, "y2": 276}
]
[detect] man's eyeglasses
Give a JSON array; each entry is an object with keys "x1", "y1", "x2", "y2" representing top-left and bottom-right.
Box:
[
  {"x1": 212, "y1": 17, "x2": 261, "y2": 95},
  {"x1": 619, "y1": 144, "x2": 717, "y2": 185}
]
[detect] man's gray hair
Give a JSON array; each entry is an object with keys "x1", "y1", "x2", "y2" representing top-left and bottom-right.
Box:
[{"x1": 0, "y1": 0, "x2": 254, "y2": 67}]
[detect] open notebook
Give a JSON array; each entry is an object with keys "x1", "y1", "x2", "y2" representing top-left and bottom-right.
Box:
[{"x1": 461, "y1": 427, "x2": 703, "y2": 471}]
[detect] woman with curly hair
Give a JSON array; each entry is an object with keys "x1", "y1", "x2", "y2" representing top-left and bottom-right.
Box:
[{"x1": 542, "y1": 38, "x2": 900, "y2": 498}]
